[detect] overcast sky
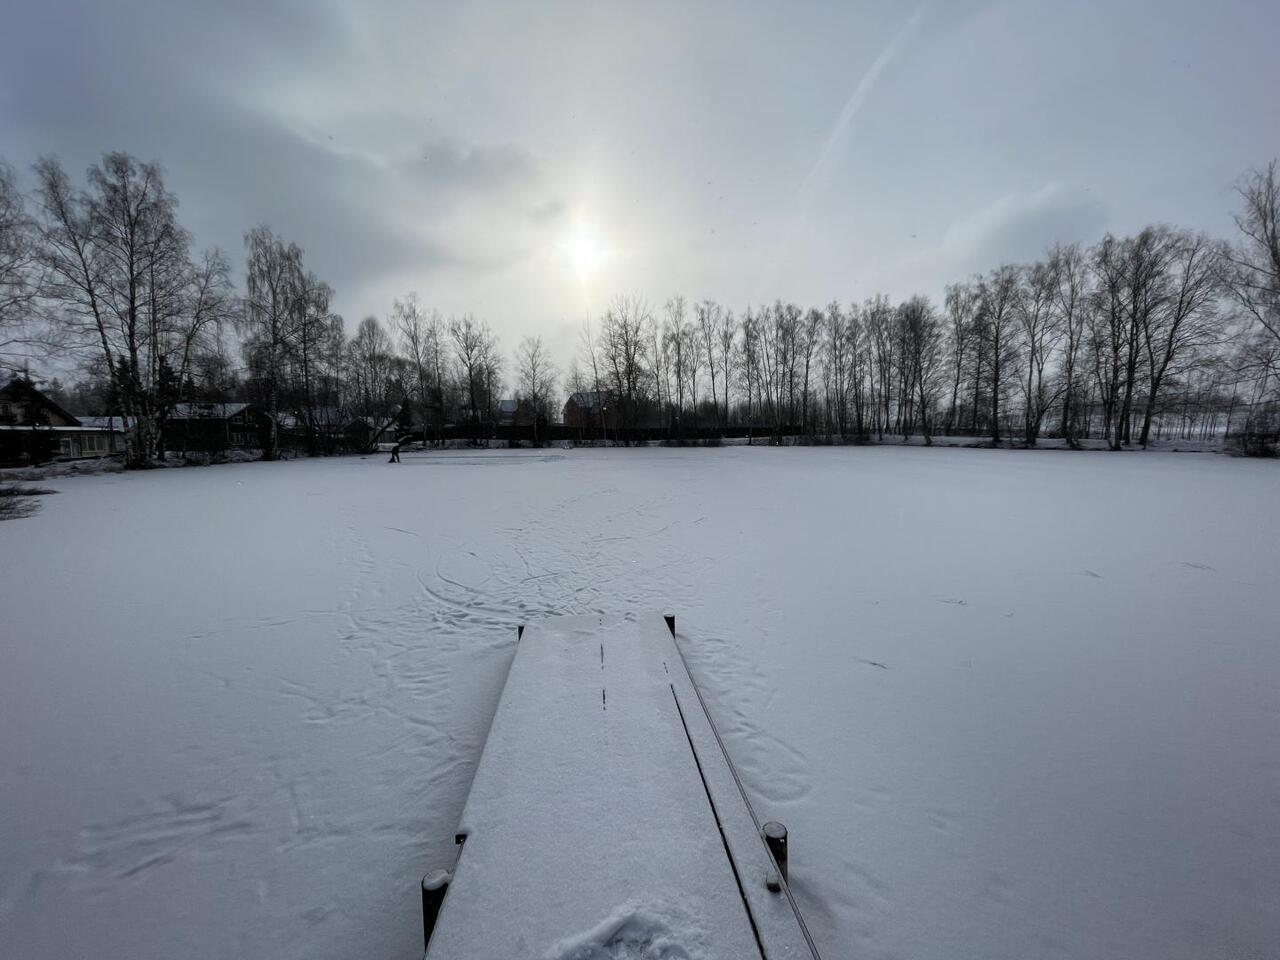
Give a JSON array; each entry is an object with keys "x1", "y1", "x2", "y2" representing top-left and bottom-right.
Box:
[{"x1": 3, "y1": 0, "x2": 1278, "y2": 365}]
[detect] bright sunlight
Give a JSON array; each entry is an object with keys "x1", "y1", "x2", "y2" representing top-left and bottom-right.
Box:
[{"x1": 558, "y1": 220, "x2": 609, "y2": 278}]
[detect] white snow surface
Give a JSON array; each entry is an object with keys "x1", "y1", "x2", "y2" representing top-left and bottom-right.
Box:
[
  {"x1": 544, "y1": 901, "x2": 710, "y2": 960},
  {"x1": 1, "y1": 446, "x2": 1277, "y2": 960}
]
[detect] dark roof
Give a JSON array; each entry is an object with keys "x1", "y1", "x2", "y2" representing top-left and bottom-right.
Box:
[
  {"x1": 566, "y1": 391, "x2": 610, "y2": 410},
  {"x1": 0, "y1": 377, "x2": 81, "y2": 426},
  {"x1": 168, "y1": 402, "x2": 251, "y2": 420}
]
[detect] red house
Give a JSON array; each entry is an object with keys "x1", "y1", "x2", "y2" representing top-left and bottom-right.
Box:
[{"x1": 562, "y1": 391, "x2": 616, "y2": 431}]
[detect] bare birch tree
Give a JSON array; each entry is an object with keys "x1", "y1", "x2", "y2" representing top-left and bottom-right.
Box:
[
  {"x1": 35, "y1": 153, "x2": 230, "y2": 467},
  {"x1": 0, "y1": 161, "x2": 46, "y2": 364},
  {"x1": 516, "y1": 334, "x2": 557, "y2": 444},
  {"x1": 1017, "y1": 260, "x2": 1063, "y2": 445}
]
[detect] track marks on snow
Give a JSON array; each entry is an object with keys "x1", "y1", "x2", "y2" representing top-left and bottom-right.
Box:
[
  {"x1": 679, "y1": 633, "x2": 814, "y2": 808},
  {"x1": 63, "y1": 794, "x2": 256, "y2": 884}
]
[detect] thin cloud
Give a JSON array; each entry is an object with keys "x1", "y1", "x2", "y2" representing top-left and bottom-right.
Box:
[
  {"x1": 796, "y1": 4, "x2": 928, "y2": 211},
  {"x1": 941, "y1": 182, "x2": 1108, "y2": 267}
]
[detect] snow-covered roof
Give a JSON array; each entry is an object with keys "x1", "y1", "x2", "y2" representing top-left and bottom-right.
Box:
[
  {"x1": 0, "y1": 424, "x2": 94, "y2": 432},
  {"x1": 277, "y1": 406, "x2": 347, "y2": 429},
  {"x1": 75, "y1": 416, "x2": 134, "y2": 431},
  {"x1": 168, "y1": 402, "x2": 251, "y2": 420},
  {"x1": 498, "y1": 399, "x2": 519, "y2": 415}
]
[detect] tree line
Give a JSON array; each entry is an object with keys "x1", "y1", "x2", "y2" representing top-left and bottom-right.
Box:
[
  {"x1": 572, "y1": 170, "x2": 1279, "y2": 453},
  {"x1": 2, "y1": 151, "x2": 1278, "y2": 467}
]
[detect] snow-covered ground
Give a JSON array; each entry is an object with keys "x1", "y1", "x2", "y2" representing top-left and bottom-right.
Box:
[{"x1": 1, "y1": 446, "x2": 1277, "y2": 960}]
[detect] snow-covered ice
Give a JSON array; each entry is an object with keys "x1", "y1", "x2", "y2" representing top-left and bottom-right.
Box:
[{"x1": 1, "y1": 446, "x2": 1277, "y2": 959}]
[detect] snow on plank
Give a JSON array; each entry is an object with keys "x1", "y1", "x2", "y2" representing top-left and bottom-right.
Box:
[{"x1": 424, "y1": 613, "x2": 819, "y2": 960}]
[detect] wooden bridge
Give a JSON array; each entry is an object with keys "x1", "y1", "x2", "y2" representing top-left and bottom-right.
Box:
[{"x1": 422, "y1": 613, "x2": 821, "y2": 959}]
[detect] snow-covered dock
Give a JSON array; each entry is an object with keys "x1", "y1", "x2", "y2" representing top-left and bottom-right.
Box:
[{"x1": 423, "y1": 613, "x2": 820, "y2": 959}]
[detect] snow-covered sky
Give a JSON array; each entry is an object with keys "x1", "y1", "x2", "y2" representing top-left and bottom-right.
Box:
[{"x1": 3, "y1": 0, "x2": 1278, "y2": 364}]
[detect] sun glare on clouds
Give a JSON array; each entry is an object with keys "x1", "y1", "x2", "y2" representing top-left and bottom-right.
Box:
[{"x1": 559, "y1": 219, "x2": 609, "y2": 279}]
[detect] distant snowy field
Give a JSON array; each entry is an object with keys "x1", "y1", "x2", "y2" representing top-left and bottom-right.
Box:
[{"x1": 2, "y1": 447, "x2": 1277, "y2": 960}]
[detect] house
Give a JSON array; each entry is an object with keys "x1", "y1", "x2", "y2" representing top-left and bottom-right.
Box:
[
  {"x1": 0, "y1": 376, "x2": 124, "y2": 464},
  {"x1": 1, "y1": 376, "x2": 79, "y2": 429},
  {"x1": 274, "y1": 407, "x2": 362, "y2": 452},
  {"x1": 162, "y1": 402, "x2": 267, "y2": 453},
  {"x1": 497, "y1": 398, "x2": 539, "y2": 427},
  {"x1": 343, "y1": 405, "x2": 411, "y2": 450},
  {"x1": 562, "y1": 391, "x2": 616, "y2": 431},
  {"x1": 61, "y1": 416, "x2": 129, "y2": 459}
]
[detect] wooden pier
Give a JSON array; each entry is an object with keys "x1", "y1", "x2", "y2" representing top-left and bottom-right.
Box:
[{"x1": 423, "y1": 613, "x2": 821, "y2": 959}]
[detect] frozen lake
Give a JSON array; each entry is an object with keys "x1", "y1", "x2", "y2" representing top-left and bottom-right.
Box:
[{"x1": 2, "y1": 446, "x2": 1278, "y2": 959}]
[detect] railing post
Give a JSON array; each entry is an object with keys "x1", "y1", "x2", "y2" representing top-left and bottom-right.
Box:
[
  {"x1": 762, "y1": 820, "x2": 788, "y2": 883},
  {"x1": 421, "y1": 869, "x2": 451, "y2": 952}
]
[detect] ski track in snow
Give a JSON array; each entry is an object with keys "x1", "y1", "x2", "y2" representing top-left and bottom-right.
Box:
[{"x1": 3, "y1": 447, "x2": 1279, "y2": 960}]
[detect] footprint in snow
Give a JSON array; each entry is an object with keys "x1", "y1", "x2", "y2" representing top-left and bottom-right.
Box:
[
  {"x1": 938, "y1": 597, "x2": 967, "y2": 606},
  {"x1": 1076, "y1": 569, "x2": 1103, "y2": 579},
  {"x1": 1181, "y1": 561, "x2": 1216, "y2": 571},
  {"x1": 546, "y1": 903, "x2": 702, "y2": 960}
]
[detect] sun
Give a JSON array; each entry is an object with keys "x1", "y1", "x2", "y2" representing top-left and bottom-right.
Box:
[{"x1": 559, "y1": 221, "x2": 608, "y2": 278}]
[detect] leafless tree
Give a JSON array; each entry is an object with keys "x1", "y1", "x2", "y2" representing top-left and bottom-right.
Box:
[
  {"x1": 798, "y1": 307, "x2": 822, "y2": 434},
  {"x1": 821, "y1": 301, "x2": 849, "y2": 435},
  {"x1": 648, "y1": 311, "x2": 667, "y2": 425},
  {"x1": 600, "y1": 295, "x2": 652, "y2": 431},
  {"x1": 664, "y1": 296, "x2": 689, "y2": 435},
  {"x1": 239, "y1": 224, "x2": 303, "y2": 460},
  {"x1": 976, "y1": 265, "x2": 1022, "y2": 445},
  {"x1": 1049, "y1": 243, "x2": 1090, "y2": 447},
  {"x1": 1222, "y1": 160, "x2": 1280, "y2": 349},
  {"x1": 899, "y1": 295, "x2": 945, "y2": 444},
  {"x1": 1089, "y1": 234, "x2": 1128, "y2": 447},
  {"x1": 696, "y1": 300, "x2": 720, "y2": 427},
  {"x1": 715, "y1": 306, "x2": 736, "y2": 430},
  {"x1": 943, "y1": 282, "x2": 977, "y2": 435},
  {"x1": 393, "y1": 293, "x2": 444, "y2": 447},
  {"x1": 155, "y1": 248, "x2": 236, "y2": 455},
  {"x1": 516, "y1": 334, "x2": 557, "y2": 444},
  {"x1": 738, "y1": 308, "x2": 760, "y2": 441},
  {"x1": 34, "y1": 153, "x2": 230, "y2": 467},
  {"x1": 1137, "y1": 230, "x2": 1223, "y2": 446},
  {"x1": 846, "y1": 302, "x2": 869, "y2": 438},
  {"x1": 680, "y1": 316, "x2": 702, "y2": 429},
  {"x1": 564, "y1": 359, "x2": 588, "y2": 398},
  {"x1": 754, "y1": 302, "x2": 791, "y2": 441},
  {"x1": 349, "y1": 315, "x2": 404, "y2": 444},
  {"x1": 865, "y1": 295, "x2": 896, "y2": 440},
  {"x1": 1017, "y1": 260, "x2": 1063, "y2": 445},
  {"x1": 284, "y1": 269, "x2": 337, "y2": 455},
  {"x1": 1118, "y1": 228, "x2": 1176, "y2": 446},
  {"x1": 449, "y1": 314, "x2": 500, "y2": 440},
  {"x1": 0, "y1": 161, "x2": 46, "y2": 365}
]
